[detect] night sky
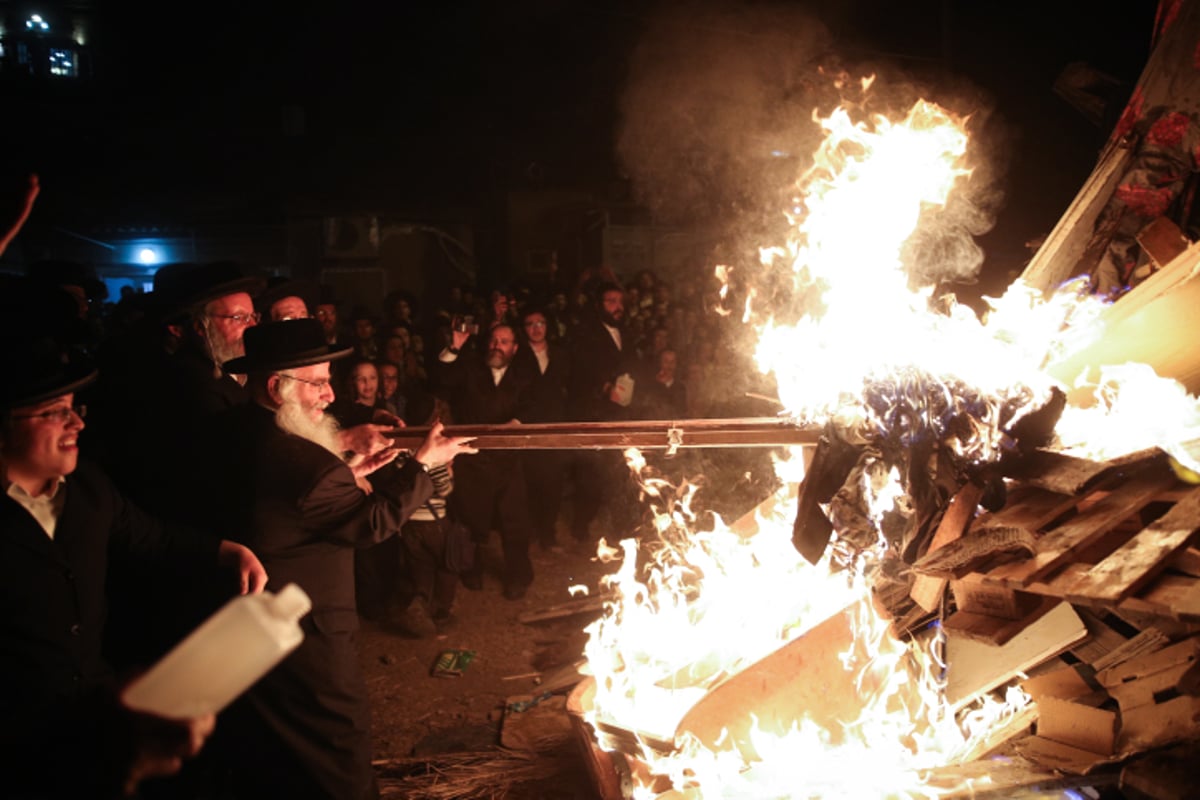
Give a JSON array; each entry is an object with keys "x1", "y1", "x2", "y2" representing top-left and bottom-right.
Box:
[{"x1": 4, "y1": 0, "x2": 1158, "y2": 291}]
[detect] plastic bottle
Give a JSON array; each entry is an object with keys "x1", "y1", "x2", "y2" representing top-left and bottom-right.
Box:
[{"x1": 121, "y1": 583, "x2": 312, "y2": 718}]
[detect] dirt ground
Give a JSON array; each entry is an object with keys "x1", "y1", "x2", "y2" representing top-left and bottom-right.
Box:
[
  {"x1": 358, "y1": 532, "x2": 612, "y2": 799},
  {"x1": 356, "y1": 448, "x2": 779, "y2": 798}
]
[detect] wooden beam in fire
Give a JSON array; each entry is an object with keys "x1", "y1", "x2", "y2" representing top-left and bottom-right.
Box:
[{"x1": 384, "y1": 417, "x2": 822, "y2": 452}]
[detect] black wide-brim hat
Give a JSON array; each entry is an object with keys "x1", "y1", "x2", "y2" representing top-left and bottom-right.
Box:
[
  {"x1": 255, "y1": 276, "x2": 318, "y2": 317},
  {"x1": 27, "y1": 259, "x2": 108, "y2": 301},
  {"x1": 223, "y1": 318, "x2": 352, "y2": 374},
  {"x1": 0, "y1": 339, "x2": 98, "y2": 409},
  {"x1": 151, "y1": 260, "x2": 266, "y2": 321}
]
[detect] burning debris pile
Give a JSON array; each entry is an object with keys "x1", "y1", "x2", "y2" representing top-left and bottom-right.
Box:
[
  {"x1": 567, "y1": 87, "x2": 1200, "y2": 800},
  {"x1": 793, "y1": 374, "x2": 1066, "y2": 621}
]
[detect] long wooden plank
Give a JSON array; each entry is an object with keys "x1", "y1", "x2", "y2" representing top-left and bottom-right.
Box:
[
  {"x1": 1020, "y1": 136, "x2": 1134, "y2": 294},
  {"x1": 673, "y1": 598, "x2": 921, "y2": 760},
  {"x1": 1033, "y1": 562, "x2": 1089, "y2": 601},
  {"x1": 987, "y1": 467, "x2": 1178, "y2": 586},
  {"x1": 1064, "y1": 485, "x2": 1200, "y2": 605},
  {"x1": 387, "y1": 417, "x2": 822, "y2": 451},
  {"x1": 1007, "y1": 449, "x2": 1120, "y2": 496},
  {"x1": 975, "y1": 486, "x2": 1080, "y2": 532},
  {"x1": 911, "y1": 483, "x2": 984, "y2": 612}
]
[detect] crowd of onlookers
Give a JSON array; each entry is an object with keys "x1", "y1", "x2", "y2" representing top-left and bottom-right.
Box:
[
  {"x1": 87, "y1": 263, "x2": 762, "y2": 428},
  {"x1": 1, "y1": 241, "x2": 782, "y2": 798}
]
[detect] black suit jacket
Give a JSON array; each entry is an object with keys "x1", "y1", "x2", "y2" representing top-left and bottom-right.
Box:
[
  {"x1": 511, "y1": 341, "x2": 571, "y2": 423},
  {"x1": 0, "y1": 461, "x2": 218, "y2": 797},
  {"x1": 212, "y1": 403, "x2": 432, "y2": 628},
  {"x1": 568, "y1": 316, "x2": 639, "y2": 421},
  {"x1": 207, "y1": 403, "x2": 432, "y2": 798},
  {"x1": 434, "y1": 350, "x2": 532, "y2": 425}
]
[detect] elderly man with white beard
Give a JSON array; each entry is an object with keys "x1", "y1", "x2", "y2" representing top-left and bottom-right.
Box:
[{"x1": 204, "y1": 318, "x2": 476, "y2": 800}]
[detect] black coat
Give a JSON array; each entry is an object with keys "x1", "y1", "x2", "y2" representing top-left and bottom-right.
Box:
[
  {"x1": 168, "y1": 343, "x2": 249, "y2": 419},
  {"x1": 434, "y1": 350, "x2": 532, "y2": 426},
  {"x1": 511, "y1": 341, "x2": 571, "y2": 423},
  {"x1": 95, "y1": 342, "x2": 246, "y2": 521},
  {"x1": 209, "y1": 403, "x2": 432, "y2": 800},
  {"x1": 567, "y1": 316, "x2": 640, "y2": 421},
  {"x1": 0, "y1": 461, "x2": 218, "y2": 798}
]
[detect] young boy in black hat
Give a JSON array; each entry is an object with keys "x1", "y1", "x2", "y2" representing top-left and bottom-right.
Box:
[{"x1": 0, "y1": 330, "x2": 268, "y2": 798}]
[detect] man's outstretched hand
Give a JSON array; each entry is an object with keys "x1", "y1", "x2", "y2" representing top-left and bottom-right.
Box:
[{"x1": 414, "y1": 420, "x2": 477, "y2": 467}]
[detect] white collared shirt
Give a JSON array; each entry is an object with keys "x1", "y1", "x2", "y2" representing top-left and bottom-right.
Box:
[
  {"x1": 603, "y1": 322, "x2": 622, "y2": 351},
  {"x1": 6, "y1": 477, "x2": 67, "y2": 539},
  {"x1": 490, "y1": 365, "x2": 508, "y2": 386}
]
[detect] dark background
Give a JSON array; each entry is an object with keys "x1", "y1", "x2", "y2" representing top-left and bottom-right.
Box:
[{"x1": 0, "y1": 0, "x2": 1158, "y2": 294}]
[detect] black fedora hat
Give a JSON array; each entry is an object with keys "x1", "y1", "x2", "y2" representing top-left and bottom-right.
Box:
[
  {"x1": 27, "y1": 259, "x2": 108, "y2": 301},
  {"x1": 146, "y1": 261, "x2": 198, "y2": 323},
  {"x1": 316, "y1": 283, "x2": 338, "y2": 307},
  {"x1": 0, "y1": 274, "x2": 86, "y2": 345},
  {"x1": 0, "y1": 338, "x2": 97, "y2": 409},
  {"x1": 255, "y1": 276, "x2": 318, "y2": 319},
  {"x1": 223, "y1": 318, "x2": 352, "y2": 375},
  {"x1": 151, "y1": 260, "x2": 266, "y2": 321}
]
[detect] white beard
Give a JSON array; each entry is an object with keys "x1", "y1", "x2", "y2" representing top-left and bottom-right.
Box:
[{"x1": 274, "y1": 384, "x2": 343, "y2": 457}]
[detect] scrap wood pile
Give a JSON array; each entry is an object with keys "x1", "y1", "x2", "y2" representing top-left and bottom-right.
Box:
[
  {"x1": 773, "y1": 362, "x2": 1200, "y2": 785},
  {"x1": 505, "y1": 381, "x2": 1200, "y2": 796},
  {"x1": 561, "y1": 439, "x2": 1200, "y2": 799},
  {"x1": 842, "y1": 432, "x2": 1200, "y2": 794}
]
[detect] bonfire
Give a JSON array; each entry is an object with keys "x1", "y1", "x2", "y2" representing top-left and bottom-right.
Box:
[{"x1": 576, "y1": 84, "x2": 1200, "y2": 800}]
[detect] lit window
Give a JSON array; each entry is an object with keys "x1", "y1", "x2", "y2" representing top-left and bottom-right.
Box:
[{"x1": 49, "y1": 48, "x2": 76, "y2": 77}]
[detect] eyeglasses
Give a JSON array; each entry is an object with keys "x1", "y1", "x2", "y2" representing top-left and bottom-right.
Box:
[
  {"x1": 210, "y1": 312, "x2": 261, "y2": 325},
  {"x1": 524, "y1": 320, "x2": 547, "y2": 328},
  {"x1": 12, "y1": 404, "x2": 86, "y2": 423},
  {"x1": 278, "y1": 374, "x2": 333, "y2": 391}
]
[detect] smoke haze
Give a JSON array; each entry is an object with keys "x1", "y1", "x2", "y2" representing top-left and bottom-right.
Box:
[{"x1": 615, "y1": 1, "x2": 1014, "y2": 290}]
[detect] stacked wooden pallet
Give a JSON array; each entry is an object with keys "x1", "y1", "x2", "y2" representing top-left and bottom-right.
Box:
[
  {"x1": 914, "y1": 451, "x2": 1200, "y2": 644},
  {"x1": 913, "y1": 449, "x2": 1200, "y2": 792}
]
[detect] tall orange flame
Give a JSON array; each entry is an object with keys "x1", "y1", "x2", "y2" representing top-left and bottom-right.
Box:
[{"x1": 583, "y1": 89, "x2": 1200, "y2": 798}]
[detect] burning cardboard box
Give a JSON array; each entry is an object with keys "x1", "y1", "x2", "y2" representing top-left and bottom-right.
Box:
[{"x1": 1022, "y1": 635, "x2": 1200, "y2": 767}]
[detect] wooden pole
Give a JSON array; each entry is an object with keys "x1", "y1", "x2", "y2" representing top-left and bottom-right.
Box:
[{"x1": 386, "y1": 417, "x2": 822, "y2": 451}]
